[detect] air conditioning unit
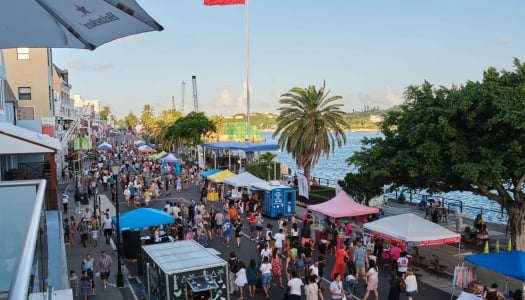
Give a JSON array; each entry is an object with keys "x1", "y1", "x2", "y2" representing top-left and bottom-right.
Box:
[{"x1": 269, "y1": 180, "x2": 280, "y2": 186}]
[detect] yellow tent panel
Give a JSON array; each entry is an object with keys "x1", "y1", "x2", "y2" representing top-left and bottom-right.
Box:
[{"x1": 207, "y1": 170, "x2": 236, "y2": 183}]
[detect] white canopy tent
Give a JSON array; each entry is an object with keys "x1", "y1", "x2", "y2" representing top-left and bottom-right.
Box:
[
  {"x1": 223, "y1": 172, "x2": 266, "y2": 187},
  {"x1": 363, "y1": 213, "x2": 461, "y2": 246}
]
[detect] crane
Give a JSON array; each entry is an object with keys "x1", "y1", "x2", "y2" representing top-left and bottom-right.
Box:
[{"x1": 192, "y1": 75, "x2": 198, "y2": 112}]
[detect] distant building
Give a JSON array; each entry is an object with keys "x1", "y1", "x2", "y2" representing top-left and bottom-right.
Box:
[{"x1": 369, "y1": 115, "x2": 384, "y2": 123}]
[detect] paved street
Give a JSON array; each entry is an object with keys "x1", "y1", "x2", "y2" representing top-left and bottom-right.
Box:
[{"x1": 61, "y1": 160, "x2": 520, "y2": 300}]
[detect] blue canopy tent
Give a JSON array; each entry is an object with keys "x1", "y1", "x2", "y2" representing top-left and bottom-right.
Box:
[
  {"x1": 159, "y1": 153, "x2": 182, "y2": 163},
  {"x1": 464, "y1": 250, "x2": 525, "y2": 281},
  {"x1": 199, "y1": 168, "x2": 222, "y2": 178},
  {"x1": 204, "y1": 142, "x2": 279, "y2": 168},
  {"x1": 112, "y1": 208, "x2": 175, "y2": 231},
  {"x1": 97, "y1": 142, "x2": 112, "y2": 151}
]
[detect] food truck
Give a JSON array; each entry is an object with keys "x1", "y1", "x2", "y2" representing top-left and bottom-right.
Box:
[
  {"x1": 141, "y1": 240, "x2": 230, "y2": 300},
  {"x1": 250, "y1": 181, "x2": 296, "y2": 218}
]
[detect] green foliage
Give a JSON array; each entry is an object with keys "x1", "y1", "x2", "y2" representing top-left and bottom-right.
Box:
[
  {"x1": 164, "y1": 112, "x2": 216, "y2": 147},
  {"x1": 306, "y1": 185, "x2": 336, "y2": 205},
  {"x1": 123, "y1": 111, "x2": 138, "y2": 130},
  {"x1": 99, "y1": 106, "x2": 110, "y2": 120},
  {"x1": 246, "y1": 162, "x2": 282, "y2": 181},
  {"x1": 273, "y1": 82, "x2": 349, "y2": 185},
  {"x1": 258, "y1": 152, "x2": 277, "y2": 162},
  {"x1": 344, "y1": 59, "x2": 525, "y2": 249}
]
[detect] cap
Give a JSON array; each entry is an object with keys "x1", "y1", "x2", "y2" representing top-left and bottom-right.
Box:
[{"x1": 82, "y1": 218, "x2": 87, "y2": 222}]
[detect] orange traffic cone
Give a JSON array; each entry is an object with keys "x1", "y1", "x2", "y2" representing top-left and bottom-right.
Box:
[{"x1": 483, "y1": 241, "x2": 489, "y2": 254}]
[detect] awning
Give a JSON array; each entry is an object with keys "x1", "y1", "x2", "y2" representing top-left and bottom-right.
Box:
[{"x1": 0, "y1": 122, "x2": 61, "y2": 154}]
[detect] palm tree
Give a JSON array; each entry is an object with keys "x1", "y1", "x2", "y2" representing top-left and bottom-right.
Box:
[
  {"x1": 259, "y1": 152, "x2": 276, "y2": 163},
  {"x1": 209, "y1": 115, "x2": 226, "y2": 142},
  {"x1": 273, "y1": 82, "x2": 348, "y2": 188}
]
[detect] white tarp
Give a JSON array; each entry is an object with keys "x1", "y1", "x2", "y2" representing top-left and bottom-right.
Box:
[
  {"x1": 223, "y1": 172, "x2": 266, "y2": 187},
  {"x1": 363, "y1": 213, "x2": 460, "y2": 246}
]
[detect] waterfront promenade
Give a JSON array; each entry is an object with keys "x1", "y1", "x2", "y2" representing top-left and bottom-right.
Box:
[{"x1": 60, "y1": 177, "x2": 520, "y2": 300}]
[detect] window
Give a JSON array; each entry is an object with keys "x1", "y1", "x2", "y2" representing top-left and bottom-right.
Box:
[
  {"x1": 17, "y1": 48, "x2": 30, "y2": 60},
  {"x1": 18, "y1": 87, "x2": 31, "y2": 100}
]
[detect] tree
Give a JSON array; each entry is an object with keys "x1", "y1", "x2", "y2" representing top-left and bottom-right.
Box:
[
  {"x1": 123, "y1": 111, "x2": 138, "y2": 130},
  {"x1": 259, "y1": 152, "x2": 277, "y2": 163},
  {"x1": 140, "y1": 104, "x2": 155, "y2": 135},
  {"x1": 164, "y1": 111, "x2": 216, "y2": 148},
  {"x1": 99, "y1": 106, "x2": 110, "y2": 120},
  {"x1": 273, "y1": 82, "x2": 348, "y2": 188},
  {"x1": 210, "y1": 115, "x2": 226, "y2": 142},
  {"x1": 344, "y1": 59, "x2": 525, "y2": 250}
]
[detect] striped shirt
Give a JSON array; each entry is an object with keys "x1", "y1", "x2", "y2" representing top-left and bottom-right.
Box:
[{"x1": 98, "y1": 255, "x2": 112, "y2": 273}]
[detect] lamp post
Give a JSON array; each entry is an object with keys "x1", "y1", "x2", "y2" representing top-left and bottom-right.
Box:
[{"x1": 111, "y1": 164, "x2": 124, "y2": 288}]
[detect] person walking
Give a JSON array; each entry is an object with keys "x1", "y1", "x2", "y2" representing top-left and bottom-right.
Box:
[
  {"x1": 69, "y1": 270, "x2": 79, "y2": 300},
  {"x1": 79, "y1": 270, "x2": 93, "y2": 300},
  {"x1": 234, "y1": 261, "x2": 247, "y2": 300},
  {"x1": 329, "y1": 273, "x2": 345, "y2": 300},
  {"x1": 246, "y1": 259, "x2": 259, "y2": 298},
  {"x1": 404, "y1": 269, "x2": 418, "y2": 300},
  {"x1": 234, "y1": 220, "x2": 243, "y2": 248},
  {"x1": 62, "y1": 193, "x2": 69, "y2": 215},
  {"x1": 259, "y1": 256, "x2": 272, "y2": 299},
  {"x1": 287, "y1": 270, "x2": 304, "y2": 300},
  {"x1": 101, "y1": 214, "x2": 113, "y2": 245},
  {"x1": 363, "y1": 259, "x2": 379, "y2": 300},
  {"x1": 353, "y1": 240, "x2": 369, "y2": 286},
  {"x1": 80, "y1": 253, "x2": 96, "y2": 293},
  {"x1": 228, "y1": 251, "x2": 240, "y2": 294},
  {"x1": 97, "y1": 251, "x2": 113, "y2": 289}
]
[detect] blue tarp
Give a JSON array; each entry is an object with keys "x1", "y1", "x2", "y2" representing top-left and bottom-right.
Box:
[
  {"x1": 204, "y1": 142, "x2": 279, "y2": 152},
  {"x1": 199, "y1": 168, "x2": 222, "y2": 178},
  {"x1": 112, "y1": 208, "x2": 175, "y2": 231},
  {"x1": 465, "y1": 250, "x2": 525, "y2": 281}
]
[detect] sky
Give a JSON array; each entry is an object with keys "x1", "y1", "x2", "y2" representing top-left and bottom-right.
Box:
[{"x1": 52, "y1": 0, "x2": 525, "y2": 119}]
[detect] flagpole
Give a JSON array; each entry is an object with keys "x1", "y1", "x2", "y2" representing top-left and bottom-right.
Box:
[{"x1": 245, "y1": 0, "x2": 250, "y2": 143}]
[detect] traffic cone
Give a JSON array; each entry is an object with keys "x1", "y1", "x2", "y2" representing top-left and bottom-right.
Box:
[
  {"x1": 507, "y1": 239, "x2": 512, "y2": 251},
  {"x1": 494, "y1": 240, "x2": 500, "y2": 252},
  {"x1": 483, "y1": 241, "x2": 489, "y2": 254}
]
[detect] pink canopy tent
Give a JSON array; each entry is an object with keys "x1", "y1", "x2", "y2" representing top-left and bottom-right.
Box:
[{"x1": 307, "y1": 191, "x2": 379, "y2": 218}]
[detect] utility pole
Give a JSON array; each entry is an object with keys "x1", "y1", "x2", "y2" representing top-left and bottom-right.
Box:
[
  {"x1": 192, "y1": 75, "x2": 198, "y2": 112},
  {"x1": 171, "y1": 95, "x2": 175, "y2": 110}
]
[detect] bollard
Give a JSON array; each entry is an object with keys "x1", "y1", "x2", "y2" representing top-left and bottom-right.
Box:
[
  {"x1": 483, "y1": 241, "x2": 489, "y2": 254},
  {"x1": 495, "y1": 240, "x2": 500, "y2": 252},
  {"x1": 507, "y1": 239, "x2": 512, "y2": 251}
]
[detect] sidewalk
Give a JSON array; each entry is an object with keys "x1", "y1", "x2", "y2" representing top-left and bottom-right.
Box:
[{"x1": 60, "y1": 183, "x2": 137, "y2": 300}]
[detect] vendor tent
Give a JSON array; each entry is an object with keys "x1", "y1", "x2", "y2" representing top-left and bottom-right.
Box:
[
  {"x1": 307, "y1": 191, "x2": 379, "y2": 218},
  {"x1": 148, "y1": 151, "x2": 167, "y2": 160},
  {"x1": 363, "y1": 213, "x2": 461, "y2": 246},
  {"x1": 200, "y1": 169, "x2": 222, "y2": 178},
  {"x1": 208, "y1": 169, "x2": 236, "y2": 183},
  {"x1": 465, "y1": 251, "x2": 525, "y2": 281},
  {"x1": 159, "y1": 153, "x2": 182, "y2": 163},
  {"x1": 97, "y1": 142, "x2": 112, "y2": 151},
  {"x1": 224, "y1": 172, "x2": 266, "y2": 187},
  {"x1": 112, "y1": 208, "x2": 175, "y2": 231},
  {"x1": 134, "y1": 140, "x2": 146, "y2": 147}
]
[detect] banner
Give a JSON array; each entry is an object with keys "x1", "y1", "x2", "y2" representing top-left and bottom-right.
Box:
[
  {"x1": 197, "y1": 145, "x2": 205, "y2": 169},
  {"x1": 73, "y1": 137, "x2": 89, "y2": 151},
  {"x1": 296, "y1": 172, "x2": 309, "y2": 200},
  {"x1": 204, "y1": 0, "x2": 245, "y2": 5}
]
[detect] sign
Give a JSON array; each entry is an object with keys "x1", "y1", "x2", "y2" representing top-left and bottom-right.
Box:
[
  {"x1": 73, "y1": 137, "x2": 89, "y2": 150},
  {"x1": 41, "y1": 116, "x2": 55, "y2": 126}
]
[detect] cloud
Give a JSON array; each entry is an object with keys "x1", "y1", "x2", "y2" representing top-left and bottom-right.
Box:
[
  {"x1": 487, "y1": 38, "x2": 512, "y2": 46},
  {"x1": 209, "y1": 82, "x2": 254, "y2": 115},
  {"x1": 352, "y1": 86, "x2": 403, "y2": 111},
  {"x1": 63, "y1": 60, "x2": 113, "y2": 71}
]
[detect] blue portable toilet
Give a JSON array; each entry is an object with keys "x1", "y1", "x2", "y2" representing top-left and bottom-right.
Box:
[{"x1": 250, "y1": 181, "x2": 296, "y2": 218}]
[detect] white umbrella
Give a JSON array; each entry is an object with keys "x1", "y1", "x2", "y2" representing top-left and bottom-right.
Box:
[{"x1": 0, "y1": 0, "x2": 163, "y2": 50}]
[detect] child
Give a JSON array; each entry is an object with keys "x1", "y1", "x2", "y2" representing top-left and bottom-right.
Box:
[
  {"x1": 235, "y1": 261, "x2": 247, "y2": 300},
  {"x1": 80, "y1": 270, "x2": 93, "y2": 300},
  {"x1": 69, "y1": 270, "x2": 79, "y2": 300}
]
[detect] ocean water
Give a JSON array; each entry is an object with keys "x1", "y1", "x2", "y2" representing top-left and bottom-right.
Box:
[{"x1": 261, "y1": 131, "x2": 508, "y2": 225}]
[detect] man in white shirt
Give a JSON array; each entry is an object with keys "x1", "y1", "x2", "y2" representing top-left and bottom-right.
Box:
[
  {"x1": 287, "y1": 271, "x2": 304, "y2": 300},
  {"x1": 273, "y1": 229, "x2": 286, "y2": 252},
  {"x1": 62, "y1": 194, "x2": 69, "y2": 215},
  {"x1": 101, "y1": 214, "x2": 113, "y2": 245}
]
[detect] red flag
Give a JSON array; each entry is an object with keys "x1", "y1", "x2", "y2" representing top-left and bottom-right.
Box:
[{"x1": 204, "y1": 0, "x2": 245, "y2": 5}]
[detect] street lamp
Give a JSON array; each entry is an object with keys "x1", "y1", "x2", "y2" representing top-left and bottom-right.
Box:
[{"x1": 111, "y1": 164, "x2": 124, "y2": 288}]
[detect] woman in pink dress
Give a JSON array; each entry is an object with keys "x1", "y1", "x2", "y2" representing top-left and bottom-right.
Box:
[{"x1": 330, "y1": 243, "x2": 349, "y2": 280}]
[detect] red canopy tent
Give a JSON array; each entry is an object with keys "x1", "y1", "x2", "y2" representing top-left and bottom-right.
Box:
[{"x1": 307, "y1": 191, "x2": 379, "y2": 218}]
